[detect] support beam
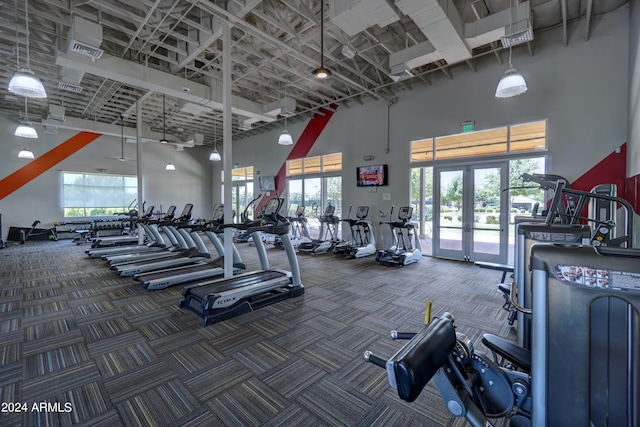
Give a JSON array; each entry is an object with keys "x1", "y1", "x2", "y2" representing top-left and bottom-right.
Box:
[
  {"x1": 222, "y1": 21, "x2": 234, "y2": 278},
  {"x1": 55, "y1": 52, "x2": 278, "y2": 123}
]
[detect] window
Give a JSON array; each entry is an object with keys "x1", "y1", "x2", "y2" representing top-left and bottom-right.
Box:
[
  {"x1": 410, "y1": 120, "x2": 547, "y2": 162},
  {"x1": 286, "y1": 153, "x2": 343, "y2": 222},
  {"x1": 232, "y1": 166, "x2": 254, "y2": 181},
  {"x1": 286, "y1": 153, "x2": 342, "y2": 176},
  {"x1": 63, "y1": 172, "x2": 137, "y2": 217}
]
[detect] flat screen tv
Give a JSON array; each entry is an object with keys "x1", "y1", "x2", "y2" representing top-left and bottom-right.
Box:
[
  {"x1": 259, "y1": 175, "x2": 276, "y2": 192},
  {"x1": 357, "y1": 164, "x2": 388, "y2": 187}
]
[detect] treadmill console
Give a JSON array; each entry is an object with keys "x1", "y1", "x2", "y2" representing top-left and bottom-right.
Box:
[
  {"x1": 324, "y1": 205, "x2": 336, "y2": 216},
  {"x1": 212, "y1": 206, "x2": 224, "y2": 221},
  {"x1": 263, "y1": 198, "x2": 282, "y2": 218},
  {"x1": 398, "y1": 206, "x2": 413, "y2": 221},
  {"x1": 356, "y1": 206, "x2": 369, "y2": 219}
]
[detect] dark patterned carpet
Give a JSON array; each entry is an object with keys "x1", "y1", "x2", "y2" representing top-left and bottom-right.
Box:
[{"x1": 0, "y1": 238, "x2": 515, "y2": 426}]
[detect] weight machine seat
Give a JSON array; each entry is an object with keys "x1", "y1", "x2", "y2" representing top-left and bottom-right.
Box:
[
  {"x1": 388, "y1": 317, "x2": 456, "y2": 402},
  {"x1": 481, "y1": 334, "x2": 531, "y2": 371}
]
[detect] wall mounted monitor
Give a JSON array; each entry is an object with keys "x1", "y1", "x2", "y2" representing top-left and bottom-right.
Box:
[
  {"x1": 357, "y1": 164, "x2": 388, "y2": 186},
  {"x1": 259, "y1": 175, "x2": 276, "y2": 192}
]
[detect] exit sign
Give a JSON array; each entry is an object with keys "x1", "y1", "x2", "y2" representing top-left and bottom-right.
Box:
[{"x1": 461, "y1": 120, "x2": 475, "y2": 133}]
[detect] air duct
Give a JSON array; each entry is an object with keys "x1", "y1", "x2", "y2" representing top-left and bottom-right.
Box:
[
  {"x1": 388, "y1": 1, "x2": 532, "y2": 77},
  {"x1": 395, "y1": 0, "x2": 471, "y2": 64},
  {"x1": 330, "y1": 0, "x2": 400, "y2": 37},
  {"x1": 67, "y1": 16, "x2": 104, "y2": 60}
]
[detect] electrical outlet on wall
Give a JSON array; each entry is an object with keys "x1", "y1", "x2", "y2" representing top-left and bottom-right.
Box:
[{"x1": 383, "y1": 193, "x2": 391, "y2": 201}]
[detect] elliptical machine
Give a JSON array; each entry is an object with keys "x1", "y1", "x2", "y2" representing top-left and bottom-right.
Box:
[
  {"x1": 297, "y1": 204, "x2": 340, "y2": 255},
  {"x1": 333, "y1": 206, "x2": 376, "y2": 259},
  {"x1": 274, "y1": 205, "x2": 311, "y2": 250},
  {"x1": 234, "y1": 194, "x2": 262, "y2": 243},
  {"x1": 375, "y1": 206, "x2": 421, "y2": 266}
]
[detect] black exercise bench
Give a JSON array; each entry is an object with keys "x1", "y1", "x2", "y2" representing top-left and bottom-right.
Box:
[{"x1": 475, "y1": 261, "x2": 517, "y2": 325}]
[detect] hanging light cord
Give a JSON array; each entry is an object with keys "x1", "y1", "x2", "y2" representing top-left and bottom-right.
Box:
[
  {"x1": 507, "y1": 0, "x2": 514, "y2": 67},
  {"x1": 162, "y1": 94, "x2": 166, "y2": 140},
  {"x1": 284, "y1": 85, "x2": 288, "y2": 129},
  {"x1": 121, "y1": 116, "x2": 125, "y2": 158},
  {"x1": 320, "y1": 1, "x2": 325, "y2": 68},
  {"x1": 14, "y1": 0, "x2": 20, "y2": 70},
  {"x1": 25, "y1": 0, "x2": 30, "y2": 69}
]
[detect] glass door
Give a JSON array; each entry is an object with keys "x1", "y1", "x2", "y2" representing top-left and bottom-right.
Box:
[
  {"x1": 433, "y1": 163, "x2": 508, "y2": 263},
  {"x1": 232, "y1": 182, "x2": 255, "y2": 223}
]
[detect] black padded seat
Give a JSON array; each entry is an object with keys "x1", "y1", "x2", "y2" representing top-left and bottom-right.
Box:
[
  {"x1": 482, "y1": 333, "x2": 531, "y2": 371},
  {"x1": 388, "y1": 317, "x2": 456, "y2": 402}
]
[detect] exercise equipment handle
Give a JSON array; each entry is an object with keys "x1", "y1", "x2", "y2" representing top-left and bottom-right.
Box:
[
  {"x1": 509, "y1": 282, "x2": 532, "y2": 315},
  {"x1": 390, "y1": 331, "x2": 416, "y2": 340},
  {"x1": 363, "y1": 351, "x2": 387, "y2": 368}
]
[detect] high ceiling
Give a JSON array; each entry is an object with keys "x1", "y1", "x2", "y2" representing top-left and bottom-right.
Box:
[{"x1": 0, "y1": 0, "x2": 628, "y2": 149}]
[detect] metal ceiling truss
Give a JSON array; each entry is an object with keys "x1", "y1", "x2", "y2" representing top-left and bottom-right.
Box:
[{"x1": 0, "y1": 0, "x2": 629, "y2": 148}]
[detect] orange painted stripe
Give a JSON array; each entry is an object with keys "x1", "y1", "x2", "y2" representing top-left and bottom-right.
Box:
[{"x1": 0, "y1": 131, "x2": 101, "y2": 200}]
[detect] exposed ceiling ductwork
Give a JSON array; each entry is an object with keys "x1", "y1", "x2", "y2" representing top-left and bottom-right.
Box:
[
  {"x1": 55, "y1": 51, "x2": 279, "y2": 124},
  {"x1": 329, "y1": 0, "x2": 400, "y2": 37},
  {"x1": 389, "y1": 1, "x2": 532, "y2": 78},
  {"x1": 0, "y1": 0, "x2": 626, "y2": 146}
]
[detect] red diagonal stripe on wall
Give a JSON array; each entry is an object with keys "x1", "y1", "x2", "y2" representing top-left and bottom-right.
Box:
[
  {"x1": 0, "y1": 131, "x2": 101, "y2": 200},
  {"x1": 257, "y1": 105, "x2": 338, "y2": 213}
]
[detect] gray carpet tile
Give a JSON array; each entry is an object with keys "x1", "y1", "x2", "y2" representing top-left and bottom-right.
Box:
[{"x1": 0, "y1": 239, "x2": 516, "y2": 426}]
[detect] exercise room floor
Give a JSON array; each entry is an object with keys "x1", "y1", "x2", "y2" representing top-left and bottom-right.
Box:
[{"x1": 0, "y1": 239, "x2": 515, "y2": 426}]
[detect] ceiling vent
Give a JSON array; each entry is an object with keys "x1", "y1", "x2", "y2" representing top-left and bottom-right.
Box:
[
  {"x1": 67, "y1": 16, "x2": 104, "y2": 60},
  {"x1": 57, "y1": 81, "x2": 84, "y2": 93},
  {"x1": 68, "y1": 40, "x2": 104, "y2": 59},
  {"x1": 47, "y1": 105, "x2": 65, "y2": 122},
  {"x1": 388, "y1": 69, "x2": 414, "y2": 82},
  {"x1": 500, "y1": 27, "x2": 533, "y2": 48}
]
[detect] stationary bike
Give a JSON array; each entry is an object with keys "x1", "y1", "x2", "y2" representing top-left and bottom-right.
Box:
[{"x1": 364, "y1": 306, "x2": 531, "y2": 427}]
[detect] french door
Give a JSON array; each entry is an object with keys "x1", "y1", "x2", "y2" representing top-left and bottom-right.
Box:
[
  {"x1": 232, "y1": 181, "x2": 254, "y2": 223},
  {"x1": 433, "y1": 162, "x2": 509, "y2": 263}
]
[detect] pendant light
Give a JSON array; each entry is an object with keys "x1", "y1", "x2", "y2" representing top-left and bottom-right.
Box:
[
  {"x1": 312, "y1": 1, "x2": 331, "y2": 79},
  {"x1": 18, "y1": 147, "x2": 35, "y2": 159},
  {"x1": 495, "y1": 0, "x2": 527, "y2": 98},
  {"x1": 159, "y1": 94, "x2": 168, "y2": 144},
  {"x1": 278, "y1": 86, "x2": 294, "y2": 146},
  {"x1": 118, "y1": 115, "x2": 126, "y2": 161},
  {"x1": 15, "y1": 98, "x2": 38, "y2": 138},
  {"x1": 165, "y1": 162, "x2": 176, "y2": 171},
  {"x1": 209, "y1": 116, "x2": 221, "y2": 161},
  {"x1": 8, "y1": 0, "x2": 47, "y2": 99}
]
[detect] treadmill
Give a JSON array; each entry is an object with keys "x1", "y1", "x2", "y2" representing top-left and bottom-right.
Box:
[
  {"x1": 91, "y1": 202, "x2": 151, "y2": 248},
  {"x1": 86, "y1": 205, "x2": 176, "y2": 258},
  {"x1": 179, "y1": 197, "x2": 304, "y2": 326},
  {"x1": 134, "y1": 206, "x2": 246, "y2": 290},
  {"x1": 112, "y1": 205, "x2": 212, "y2": 277}
]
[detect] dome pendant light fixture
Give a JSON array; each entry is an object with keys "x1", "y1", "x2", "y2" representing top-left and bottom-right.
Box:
[
  {"x1": 165, "y1": 162, "x2": 176, "y2": 171},
  {"x1": 209, "y1": 116, "x2": 221, "y2": 161},
  {"x1": 312, "y1": 1, "x2": 331, "y2": 79},
  {"x1": 495, "y1": 0, "x2": 527, "y2": 98},
  {"x1": 159, "y1": 94, "x2": 168, "y2": 144},
  {"x1": 8, "y1": 0, "x2": 47, "y2": 99},
  {"x1": 15, "y1": 98, "x2": 38, "y2": 138},
  {"x1": 278, "y1": 86, "x2": 294, "y2": 146},
  {"x1": 18, "y1": 147, "x2": 35, "y2": 159}
]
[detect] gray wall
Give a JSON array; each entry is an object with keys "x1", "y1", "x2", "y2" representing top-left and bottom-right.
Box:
[
  {"x1": 0, "y1": 116, "x2": 212, "y2": 237},
  {"x1": 230, "y1": 5, "x2": 630, "y2": 225},
  {"x1": 0, "y1": 5, "x2": 631, "y2": 242}
]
